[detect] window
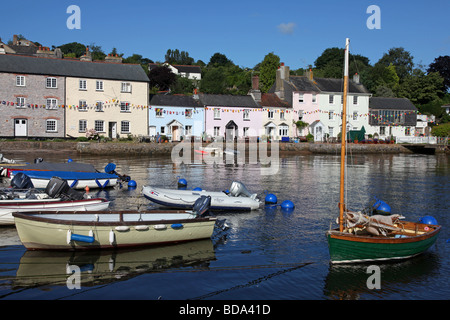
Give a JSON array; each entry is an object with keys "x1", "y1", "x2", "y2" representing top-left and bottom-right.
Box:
[
  {"x1": 46, "y1": 119, "x2": 57, "y2": 132},
  {"x1": 243, "y1": 109, "x2": 250, "y2": 120},
  {"x1": 185, "y1": 125, "x2": 192, "y2": 135},
  {"x1": 279, "y1": 125, "x2": 289, "y2": 136},
  {"x1": 95, "y1": 120, "x2": 105, "y2": 132},
  {"x1": 380, "y1": 127, "x2": 386, "y2": 135},
  {"x1": 298, "y1": 110, "x2": 304, "y2": 120},
  {"x1": 95, "y1": 101, "x2": 103, "y2": 112},
  {"x1": 160, "y1": 126, "x2": 165, "y2": 134},
  {"x1": 78, "y1": 100, "x2": 87, "y2": 112},
  {"x1": 96, "y1": 81, "x2": 103, "y2": 91},
  {"x1": 16, "y1": 97, "x2": 26, "y2": 108},
  {"x1": 243, "y1": 127, "x2": 249, "y2": 137},
  {"x1": 121, "y1": 82, "x2": 132, "y2": 93},
  {"x1": 329, "y1": 110, "x2": 334, "y2": 120},
  {"x1": 121, "y1": 121, "x2": 130, "y2": 133},
  {"x1": 353, "y1": 111, "x2": 358, "y2": 120},
  {"x1": 214, "y1": 108, "x2": 221, "y2": 119},
  {"x1": 79, "y1": 79, "x2": 87, "y2": 90},
  {"x1": 312, "y1": 94, "x2": 316, "y2": 103},
  {"x1": 280, "y1": 111, "x2": 285, "y2": 120},
  {"x1": 79, "y1": 120, "x2": 87, "y2": 132},
  {"x1": 405, "y1": 127, "x2": 411, "y2": 136},
  {"x1": 341, "y1": 95, "x2": 344, "y2": 104},
  {"x1": 46, "y1": 98, "x2": 58, "y2": 109},
  {"x1": 299, "y1": 94, "x2": 304, "y2": 103},
  {"x1": 268, "y1": 110, "x2": 274, "y2": 119},
  {"x1": 329, "y1": 126, "x2": 334, "y2": 137},
  {"x1": 353, "y1": 96, "x2": 358, "y2": 105},
  {"x1": 214, "y1": 126, "x2": 220, "y2": 136},
  {"x1": 120, "y1": 102, "x2": 130, "y2": 112},
  {"x1": 329, "y1": 95, "x2": 334, "y2": 104},
  {"x1": 16, "y1": 76, "x2": 25, "y2": 86},
  {"x1": 46, "y1": 77, "x2": 57, "y2": 88},
  {"x1": 185, "y1": 109, "x2": 193, "y2": 118},
  {"x1": 156, "y1": 108, "x2": 164, "y2": 117}
]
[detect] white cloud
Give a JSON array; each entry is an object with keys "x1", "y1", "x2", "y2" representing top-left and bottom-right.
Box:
[{"x1": 277, "y1": 22, "x2": 296, "y2": 35}]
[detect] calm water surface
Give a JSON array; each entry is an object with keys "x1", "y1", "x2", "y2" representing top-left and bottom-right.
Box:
[{"x1": 0, "y1": 151, "x2": 448, "y2": 300}]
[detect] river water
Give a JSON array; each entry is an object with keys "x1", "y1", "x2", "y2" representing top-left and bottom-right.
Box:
[{"x1": 0, "y1": 150, "x2": 448, "y2": 302}]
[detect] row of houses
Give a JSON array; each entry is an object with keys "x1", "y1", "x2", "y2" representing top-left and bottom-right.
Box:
[{"x1": 0, "y1": 47, "x2": 430, "y2": 142}]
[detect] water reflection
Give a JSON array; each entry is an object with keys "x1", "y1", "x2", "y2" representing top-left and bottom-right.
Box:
[{"x1": 12, "y1": 240, "x2": 216, "y2": 290}]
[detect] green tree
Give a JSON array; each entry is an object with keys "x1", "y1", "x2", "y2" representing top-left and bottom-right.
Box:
[
  {"x1": 428, "y1": 55, "x2": 450, "y2": 92},
  {"x1": 88, "y1": 43, "x2": 106, "y2": 61},
  {"x1": 397, "y1": 69, "x2": 444, "y2": 105},
  {"x1": 377, "y1": 47, "x2": 414, "y2": 82},
  {"x1": 431, "y1": 122, "x2": 450, "y2": 137},
  {"x1": 314, "y1": 47, "x2": 371, "y2": 78},
  {"x1": 259, "y1": 52, "x2": 280, "y2": 93},
  {"x1": 208, "y1": 52, "x2": 233, "y2": 67},
  {"x1": 170, "y1": 75, "x2": 196, "y2": 94},
  {"x1": 199, "y1": 67, "x2": 227, "y2": 94},
  {"x1": 58, "y1": 42, "x2": 86, "y2": 57},
  {"x1": 165, "y1": 49, "x2": 195, "y2": 65}
]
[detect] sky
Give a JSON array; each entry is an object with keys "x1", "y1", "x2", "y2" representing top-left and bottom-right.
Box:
[{"x1": 1, "y1": 0, "x2": 449, "y2": 70}]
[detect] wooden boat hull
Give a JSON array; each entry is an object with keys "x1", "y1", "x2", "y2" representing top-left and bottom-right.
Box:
[
  {"x1": 142, "y1": 186, "x2": 260, "y2": 211},
  {"x1": 13, "y1": 211, "x2": 217, "y2": 250},
  {"x1": 0, "y1": 198, "x2": 110, "y2": 226},
  {"x1": 326, "y1": 222, "x2": 441, "y2": 264}
]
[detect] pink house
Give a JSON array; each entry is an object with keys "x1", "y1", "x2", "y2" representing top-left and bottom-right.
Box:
[{"x1": 200, "y1": 93, "x2": 262, "y2": 141}]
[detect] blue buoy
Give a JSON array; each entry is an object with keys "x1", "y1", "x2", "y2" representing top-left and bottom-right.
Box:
[
  {"x1": 373, "y1": 198, "x2": 391, "y2": 215},
  {"x1": 265, "y1": 193, "x2": 277, "y2": 205},
  {"x1": 178, "y1": 178, "x2": 187, "y2": 189},
  {"x1": 281, "y1": 200, "x2": 295, "y2": 210},
  {"x1": 128, "y1": 180, "x2": 137, "y2": 188},
  {"x1": 419, "y1": 216, "x2": 438, "y2": 225},
  {"x1": 71, "y1": 233, "x2": 95, "y2": 243},
  {"x1": 193, "y1": 187, "x2": 202, "y2": 191},
  {"x1": 67, "y1": 158, "x2": 73, "y2": 163}
]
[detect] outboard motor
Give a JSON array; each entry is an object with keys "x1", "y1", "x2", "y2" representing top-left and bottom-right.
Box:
[
  {"x1": 193, "y1": 195, "x2": 211, "y2": 216},
  {"x1": 45, "y1": 176, "x2": 84, "y2": 200},
  {"x1": 11, "y1": 172, "x2": 34, "y2": 189},
  {"x1": 229, "y1": 181, "x2": 257, "y2": 200}
]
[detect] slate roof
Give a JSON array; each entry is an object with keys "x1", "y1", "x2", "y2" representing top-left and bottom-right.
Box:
[
  {"x1": 149, "y1": 94, "x2": 202, "y2": 107},
  {"x1": 0, "y1": 54, "x2": 149, "y2": 82},
  {"x1": 369, "y1": 97, "x2": 417, "y2": 111},
  {"x1": 289, "y1": 76, "x2": 370, "y2": 94},
  {"x1": 198, "y1": 93, "x2": 260, "y2": 108},
  {"x1": 260, "y1": 93, "x2": 291, "y2": 108}
]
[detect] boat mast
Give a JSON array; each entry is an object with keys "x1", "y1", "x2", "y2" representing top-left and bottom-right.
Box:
[{"x1": 339, "y1": 38, "x2": 350, "y2": 232}]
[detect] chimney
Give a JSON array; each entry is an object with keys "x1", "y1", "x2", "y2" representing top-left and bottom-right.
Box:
[
  {"x1": 13, "y1": 34, "x2": 18, "y2": 45},
  {"x1": 80, "y1": 45, "x2": 92, "y2": 62},
  {"x1": 305, "y1": 68, "x2": 313, "y2": 80},
  {"x1": 105, "y1": 53, "x2": 123, "y2": 63},
  {"x1": 353, "y1": 73, "x2": 360, "y2": 84},
  {"x1": 249, "y1": 75, "x2": 261, "y2": 102}
]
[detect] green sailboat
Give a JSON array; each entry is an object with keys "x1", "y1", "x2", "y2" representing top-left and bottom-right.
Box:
[{"x1": 326, "y1": 38, "x2": 441, "y2": 264}]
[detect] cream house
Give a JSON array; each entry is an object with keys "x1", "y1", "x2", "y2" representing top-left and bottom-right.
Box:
[{"x1": 64, "y1": 59, "x2": 149, "y2": 139}]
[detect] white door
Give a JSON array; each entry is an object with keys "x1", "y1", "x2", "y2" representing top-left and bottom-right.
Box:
[
  {"x1": 109, "y1": 122, "x2": 117, "y2": 139},
  {"x1": 149, "y1": 126, "x2": 156, "y2": 137},
  {"x1": 14, "y1": 119, "x2": 27, "y2": 137}
]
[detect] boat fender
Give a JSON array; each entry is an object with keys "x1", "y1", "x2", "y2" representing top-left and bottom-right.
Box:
[
  {"x1": 171, "y1": 223, "x2": 183, "y2": 229},
  {"x1": 115, "y1": 226, "x2": 130, "y2": 232},
  {"x1": 154, "y1": 224, "x2": 167, "y2": 230},
  {"x1": 109, "y1": 230, "x2": 115, "y2": 245},
  {"x1": 135, "y1": 225, "x2": 149, "y2": 231},
  {"x1": 128, "y1": 180, "x2": 137, "y2": 188},
  {"x1": 71, "y1": 233, "x2": 95, "y2": 243},
  {"x1": 193, "y1": 187, "x2": 202, "y2": 191},
  {"x1": 265, "y1": 193, "x2": 277, "y2": 205},
  {"x1": 67, "y1": 230, "x2": 72, "y2": 244}
]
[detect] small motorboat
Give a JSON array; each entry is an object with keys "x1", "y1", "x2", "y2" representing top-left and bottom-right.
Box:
[
  {"x1": 13, "y1": 196, "x2": 219, "y2": 250},
  {"x1": 142, "y1": 181, "x2": 261, "y2": 211},
  {"x1": 9, "y1": 161, "x2": 130, "y2": 189},
  {"x1": 0, "y1": 173, "x2": 110, "y2": 225}
]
